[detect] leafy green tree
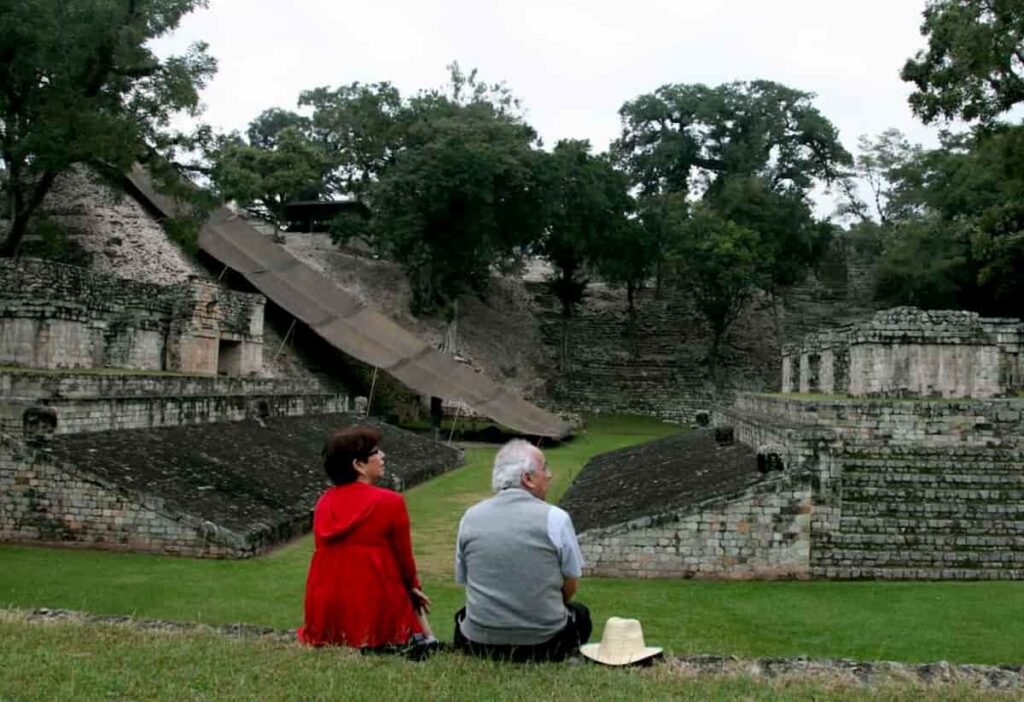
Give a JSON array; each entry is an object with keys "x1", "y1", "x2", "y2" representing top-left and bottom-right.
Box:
[
  {"x1": 902, "y1": 0, "x2": 1024, "y2": 123},
  {"x1": 667, "y1": 204, "x2": 768, "y2": 378},
  {"x1": 614, "y1": 80, "x2": 850, "y2": 298},
  {"x1": 209, "y1": 112, "x2": 327, "y2": 233},
  {"x1": 298, "y1": 82, "x2": 403, "y2": 197},
  {"x1": 593, "y1": 215, "x2": 658, "y2": 317},
  {"x1": 874, "y1": 216, "x2": 971, "y2": 309},
  {"x1": 709, "y1": 175, "x2": 832, "y2": 291},
  {"x1": 614, "y1": 80, "x2": 850, "y2": 199},
  {"x1": 865, "y1": 126, "x2": 1024, "y2": 316},
  {"x1": 839, "y1": 129, "x2": 925, "y2": 226},
  {"x1": 0, "y1": 0, "x2": 216, "y2": 256},
  {"x1": 245, "y1": 108, "x2": 311, "y2": 149},
  {"x1": 539, "y1": 140, "x2": 631, "y2": 319},
  {"x1": 349, "y1": 91, "x2": 546, "y2": 315}
]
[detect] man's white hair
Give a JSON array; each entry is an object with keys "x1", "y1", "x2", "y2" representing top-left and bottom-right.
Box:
[{"x1": 491, "y1": 439, "x2": 541, "y2": 492}]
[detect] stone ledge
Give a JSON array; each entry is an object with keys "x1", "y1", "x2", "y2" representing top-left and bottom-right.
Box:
[{"x1": 9, "y1": 609, "x2": 1023, "y2": 689}]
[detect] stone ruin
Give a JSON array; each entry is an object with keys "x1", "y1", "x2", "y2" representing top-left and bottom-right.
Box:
[
  {"x1": 565, "y1": 307, "x2": 1024, "y2": 581},
  {"x1": 782, "y1": 307, "x2": 1023, "y2": 398},
  {"x1": 0, "y1": 258, "x2": 463, "y2": 557},
  {"x1": 0, "y1": 258, "x2": 265, "y2": 376}
]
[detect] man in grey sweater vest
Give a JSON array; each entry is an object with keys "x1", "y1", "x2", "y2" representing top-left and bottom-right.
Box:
[{"x1": 453, "y1": 439, "x2": 592, "y2": 662}]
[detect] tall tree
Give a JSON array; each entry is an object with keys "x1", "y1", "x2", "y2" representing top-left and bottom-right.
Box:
[
  {"x1": 298, "y1": 82, "x2": 403, "y2": 198},
  {"x1": 614, "y1": 80, "x2": 850, "y2": 297},
  {"x1": 593, "y1": 215, "x2": 657, "y2": 318},
  {"x1": 536, "y1": 139, "x2": 632, "y2": 370},
  {"x1": 839, "y1": 129, "x2": 925, "y2": 226},
  {"x1": 614, "y1": 80, "x2": 850, "y2": 199},
  {"x1": 863, "y1": 126, "x2": 1024, "y2": 317},
  {"x1": 346, "y1": 87, "x2": 545, "y2": 315},
  {"x1": 668, "y1": 204, "x2": 768, "y2": 379},
  {"x1": 209, "y1": 111, "x2": 327, "y2": 233},
  {"x1": 902, "y1": 0, "x2": 1024, "y2": 124},
  {"x1": 0, "y1": 0, "x2": 216, "y2": 256},
  {"x1": 539, "y1": 140, "x2": 631, "y2": 319},
  {"x1": 708, "y1": 175, "x2": 832, "y2": 291}
]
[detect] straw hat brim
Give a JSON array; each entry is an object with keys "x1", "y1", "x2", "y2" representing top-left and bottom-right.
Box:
[{"x1": 579, "y1": 643, "x2": 663, "y2": 666}]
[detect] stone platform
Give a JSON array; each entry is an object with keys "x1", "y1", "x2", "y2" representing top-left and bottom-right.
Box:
[
  {"x1": 0, "y1": 414, "x2": 461, "y2": 557},
  {"x1": 0, "y1": 369, "x2": 348, "y2": 435}
]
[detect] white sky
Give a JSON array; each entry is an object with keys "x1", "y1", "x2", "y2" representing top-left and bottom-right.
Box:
[{"x1": 152, "y1": 0, "x2": 948, "y2": 215}]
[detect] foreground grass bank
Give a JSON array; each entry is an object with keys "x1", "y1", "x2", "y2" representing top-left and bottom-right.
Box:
[
  {"x1": 1, "y1": 414, "x2": 1023, "y2": 665},
  {"x1": 0, "y1": 616, "x2": 1010, "y2": 702}
]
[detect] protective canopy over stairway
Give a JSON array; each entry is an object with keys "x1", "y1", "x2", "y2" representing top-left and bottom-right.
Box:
[{"x1": 126, "y1": 167, "x2": 571, "y2": 439}]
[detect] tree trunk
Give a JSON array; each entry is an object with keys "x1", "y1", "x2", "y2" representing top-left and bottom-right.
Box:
[
  {"x1": 558, "y1": 315, "x2": 572, "y2": 373},
  {"x1": 429, "y1": 396, "x2": 443, "y2": 441},
  {"x1": 707, "y1": 330, "x2": 723, "y2": 388},
  {"x1": 626, "y1": 282, "x2": 639, "y2": 358},
  {"x1": 0, "y1": 170, "x2": 59, "y2": 257}
]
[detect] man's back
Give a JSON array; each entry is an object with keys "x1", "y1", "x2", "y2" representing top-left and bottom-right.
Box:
[{"x1": 456, "y1": 488, "x2": 576, "y2": 645}]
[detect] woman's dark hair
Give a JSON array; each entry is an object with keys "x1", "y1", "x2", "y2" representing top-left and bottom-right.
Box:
[{"x1": 323, "y1": 425, "x2": 382, "y2": 485}]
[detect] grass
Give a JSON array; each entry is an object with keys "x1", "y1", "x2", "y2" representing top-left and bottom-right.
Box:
[
  {"x1": 1, "y1": 412, "x2": 1023, "y2": 667},
  {"x1": 0, "y1": 615, "x2": 1010, "y2": 702}
]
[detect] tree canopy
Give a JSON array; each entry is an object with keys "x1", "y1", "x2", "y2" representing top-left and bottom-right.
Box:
[
  {"x1": 613, "y1": 80, "x2": 849, "y2": 370},
  {"x1": 902, "y1": 0, "x2": 1024, "y2": 124},
  {"x1": 668, "y1": 204, "x2": 767, "y2": 376},
  {"x1": 539, "y1": 139, "x2": 632, "y2": 318},
  {"x1": 0, "y1": 0, "x2": 216, "y2": 256},
  {"x1": 850, "y1": 125, "x2": 1024, "y2": 317},
  {"x1": 614, "y1": 80, "x2": 850, "y2": 199},
  {"x1": 339, "y1": 73, "x2": 546, "y2": 315},
  {"x1": 209, "y1": 112, "x2": 327, "y2": 230}
]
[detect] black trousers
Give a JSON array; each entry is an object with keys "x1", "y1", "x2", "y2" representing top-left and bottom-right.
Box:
[{"x1": 453, "y1": 602, "x2": 592, "y2": 663}]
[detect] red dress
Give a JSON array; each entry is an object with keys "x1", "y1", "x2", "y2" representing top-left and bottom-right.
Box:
[{"x1": 298, "y1": 482, "x2": 424, "y2": 648}]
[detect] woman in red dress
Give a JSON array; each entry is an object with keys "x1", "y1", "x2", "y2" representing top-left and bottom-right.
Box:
[{"x1": 298, "y1": 425, "x2": 435, "y2": 649}]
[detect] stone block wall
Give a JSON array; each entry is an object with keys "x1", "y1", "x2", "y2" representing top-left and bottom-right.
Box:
[
  {"x1": 0, "y1": 259, "x2": 264, "y2": 375},
  {"x1": 813, "y1": 446, "x2": 1024, "y2": 579},
  {"x1": 579, "y1": 474, "x2": 814, "y2": 579},
  {"x1": 0, "y1": 370, "x2": 348, "y2": 435},
  {"x1": 533, "y1": 285, "x2": 728, "y2": 422},
  {"x1": 849, "y1": 343, "x2": 1002, "y2": 399},
  {"x1": 0, "y1": 438, "x2": 256, "y2": 557},
  {"x1": 726, "y1": 394, "x2": 1024, "y2": 451},
  {"x1": 785, "y1": 308, "x2": 1024, "y2": 399},
  {"x1": 719, "y1": 393, "x2": 1024, "y2": 580},
  {"x1": 536, "y1": 234, "x2": 880, "y2": 422}
]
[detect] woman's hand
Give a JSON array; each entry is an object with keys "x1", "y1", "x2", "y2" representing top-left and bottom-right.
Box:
[{"x1": 410, "y1": 587, "x2": 431, "y2": 615}]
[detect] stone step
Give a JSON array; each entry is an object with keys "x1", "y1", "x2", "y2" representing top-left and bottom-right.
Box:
[
  {"x1": 836, "y1": 516, "x2": 1024, "y2": 533},
  {"x1": 823, "y1": 532, "x2": 1024, "y2": 548},
  {"x1": 842, "y1": 473, "x2": 1024, "y2": 487},
  {"x1": 812, "y1": 549, "x2": 1024, "y2": 566},
  {"x1": 810, "y1": 565, "x2": 1023, "y2": 579}
]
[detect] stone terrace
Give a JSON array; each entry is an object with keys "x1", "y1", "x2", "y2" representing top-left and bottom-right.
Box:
[
  {"x1": 559, "y1": 430, "x2": 813, "y2": 579},
  {"x1": 0, "y1": 415, "x2": 462, "y2": 557},
  {"x1": 0, "y1": 370, "x2": 348, "y2": 436}
]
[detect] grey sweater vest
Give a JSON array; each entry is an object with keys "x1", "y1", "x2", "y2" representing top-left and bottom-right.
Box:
[{"x1": 458, "y1": 489, "x2": 568, "y2": 645}]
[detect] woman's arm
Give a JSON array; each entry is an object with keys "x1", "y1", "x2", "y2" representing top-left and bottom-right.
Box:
[{"x1": 388, "y1": 494, "x2": 422, "y2": 592}]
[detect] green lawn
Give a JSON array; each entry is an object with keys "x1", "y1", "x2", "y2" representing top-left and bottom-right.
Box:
[
  {"x1": 1, "y1": 413, "x2": 1023, "y2": 667},
  {"x1": 4, "y1": 615, "x2": 1008, "y2": 702}
]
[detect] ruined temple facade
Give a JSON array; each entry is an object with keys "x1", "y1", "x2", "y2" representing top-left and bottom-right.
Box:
[
  {"x1": 575, "y1": 307, "x2": 1024, "y2": 581},
  {"x1": 782, "y1": 307, "x2": 1023, "y2": 399},
  {"x1": 0, "y1": 258, "x2": 265, "y2": 376}
]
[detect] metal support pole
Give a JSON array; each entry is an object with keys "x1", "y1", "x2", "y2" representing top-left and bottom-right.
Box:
[
  {"x1": 446, "y1": 402, "x2": 462, "y2": 446},
  {"x1": 366, "y1": 366, "x2": 379, "y2": 417},
  {"x1": 272, "y1": 319, "x2": 297, "y2": 363}
]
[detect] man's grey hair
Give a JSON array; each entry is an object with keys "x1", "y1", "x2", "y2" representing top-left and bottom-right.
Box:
[{"x1": 491, "y1": 439, "x2": 541, "y2": 492}]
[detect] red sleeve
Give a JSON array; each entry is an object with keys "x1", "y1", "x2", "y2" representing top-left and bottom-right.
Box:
[{"x1": 387, "y1": 493, "x2": 421, "y2": 591}]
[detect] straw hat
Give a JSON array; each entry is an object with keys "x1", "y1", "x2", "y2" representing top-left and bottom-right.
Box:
[{"x1": 579, "y1": 617, "x2": 663, "y2": 666}]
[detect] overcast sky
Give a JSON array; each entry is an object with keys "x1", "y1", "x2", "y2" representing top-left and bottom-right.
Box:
[{"x1": 153, "y1": 0, "x2": 947, "y2": 214}]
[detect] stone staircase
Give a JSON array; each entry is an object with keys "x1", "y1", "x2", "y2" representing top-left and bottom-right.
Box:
[{"x1": 813, "y1": 445, "x2": 1024, "y2": 579}]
